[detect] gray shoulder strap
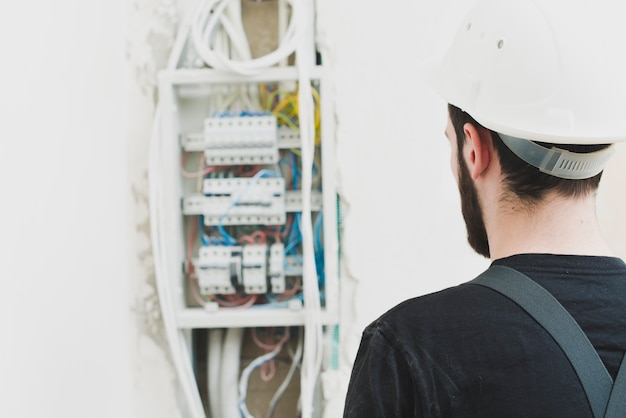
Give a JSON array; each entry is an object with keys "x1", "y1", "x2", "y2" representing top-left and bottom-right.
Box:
[
  {"x1": 470, "y1": 265, "x2": 624, "y2": 418},
  {"x1": 605, "y1": 353, "x2": 626, "y2": 418}
]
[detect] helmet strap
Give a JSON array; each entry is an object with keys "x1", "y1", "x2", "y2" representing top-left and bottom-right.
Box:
[{"x1": 498, "y1": 134, "x2": 614, "y2": 180}]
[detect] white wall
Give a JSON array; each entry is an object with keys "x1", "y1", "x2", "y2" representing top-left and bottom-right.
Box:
[
  {"x1": 126, "y1": 0, "x2": 183, "y2": 416},
  {"x1": 0, "y1": 1, "x2": 131, "y2": 417}
]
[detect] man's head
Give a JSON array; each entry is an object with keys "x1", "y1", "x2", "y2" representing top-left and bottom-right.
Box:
[
  {"x1": 427, "y1": 0, "x2": 626, "y2": 257},
  {"x1": 448, "y1": 104, "x2": 609, "y2": 205},
  {"x1": 446, "y1": 104, "x2": 611, "y2": 258}
]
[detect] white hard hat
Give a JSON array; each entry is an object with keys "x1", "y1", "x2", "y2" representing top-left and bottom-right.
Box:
[{"x1": 425, "y1": 0, "x2": 626, "y2": 146}]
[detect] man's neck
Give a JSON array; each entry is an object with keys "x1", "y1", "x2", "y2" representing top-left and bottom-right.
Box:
[{"x1": 486, "y1": 192, "x2": 613, "y2": 261}]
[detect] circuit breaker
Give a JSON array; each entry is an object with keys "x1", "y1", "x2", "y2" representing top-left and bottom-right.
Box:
[{"x1": 202, "y1": 114, "x2": 279, "y2": 165}]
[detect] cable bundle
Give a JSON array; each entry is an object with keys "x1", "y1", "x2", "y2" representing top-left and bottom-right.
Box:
[{"x1": 191, "y1": 0, "x2": 303, "y2": 75}]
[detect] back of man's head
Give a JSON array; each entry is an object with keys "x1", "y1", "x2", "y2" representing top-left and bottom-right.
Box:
[{"x1": 448, "y1": 104, "x2": 609, "y2": 205}]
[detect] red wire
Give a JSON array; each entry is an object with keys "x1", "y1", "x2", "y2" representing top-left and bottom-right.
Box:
[
  {"x1": 280, "y1": 276, "x2": 302, "y2": 297},
  {"x1": 260, "y1": 357, "x2": 277, "y2": 382},
  {"x1": 238, "y1": 235, "x2": 255, "y2": 245},
  {"x1": 251, "y1": 328, "x2": 290, "y2": 382},
  {"x1": 251, "y1": 327, "x2": 290, "y2": 351},
  {"x1": 250, "y1": 231, "x2": 267, "y2": 244}
]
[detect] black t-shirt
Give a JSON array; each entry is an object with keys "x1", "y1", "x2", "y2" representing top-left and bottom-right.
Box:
[{"x1": 343, "y1": 254, "x2": 626, "y2": 417}]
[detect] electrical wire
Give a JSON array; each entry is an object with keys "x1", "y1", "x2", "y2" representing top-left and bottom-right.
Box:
[
  {"x1": 284, "y1": 213, "x2": 302, "y2": 255},
  {"x1": 262, "y1": 85, "x2": 321, "y2": 145},
  {"x1": 260, "y1": 357, "x2": 277, "y2": 382},
  {"x1": 251, "y1": 327, "x2": 290, "y2": 382},
  {"x1": 149, "y1": 105, "x2": 205, "y2": 418},
  {"x1": 267, "y1": 328, "x2": 304, "y2": 418},
  {"x1": 238, "y1": 330, "x2": 291, "y2": 418},
  {"x1": 314, "y1": 212, "x2": 325, "y2": 294},
  {"x1": 251, "y1": 327, "x2": 290, "y2": 351},
  {"x1": 223, "y1": 327, "x2": 245, "y2": 418},
  {"x1": 191, "y1": 0, "x2": 303, "y2": 75}
]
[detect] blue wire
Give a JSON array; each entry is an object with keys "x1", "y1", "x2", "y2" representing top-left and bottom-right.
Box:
[
  {"x1": 289, "y1": 151, "x2": 298, "y2": 189},
  {"x1": 313, "y1": 212, "x2": 323, "y2": 252},
  {"x1": 314, "y1": 213, "x2": 325, "y2": 288},
  {"x1": 284, "y1": 213, "x2": 302, "y2": 255},
  {"x1": 312, "y1": 159, "x2": 319, "y2": 184},
  {"x1": 217, "y1": 223, "x2": 237, "y2": 246},
  {"x1": 212, "y1": 110, "x2": 272, "y2": 118},
  {"x1": 206, "y1": 236, "x2": 227, "y2": 246},
  {"x1": 199, "y1": 215, "x2": 210, "y2": 246}
]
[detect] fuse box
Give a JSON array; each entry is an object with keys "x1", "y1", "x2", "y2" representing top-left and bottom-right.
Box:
[{"x1": 150, "y1": 1, "x2": 340, "y2": 417}]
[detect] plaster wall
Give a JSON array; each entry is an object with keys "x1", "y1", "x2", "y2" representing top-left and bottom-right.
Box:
[{"x1": 0, "y1": 0, "x2": 132, "y2": 417}]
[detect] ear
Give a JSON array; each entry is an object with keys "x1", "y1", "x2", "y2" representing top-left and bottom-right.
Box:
[{"x1": 462, "y1": 123, "x2": 494, "y2": 180}]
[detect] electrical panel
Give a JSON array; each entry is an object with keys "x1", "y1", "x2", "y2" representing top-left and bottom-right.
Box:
[{"x1": 150, "y1": 1, "x2": 340, "y2": 418}]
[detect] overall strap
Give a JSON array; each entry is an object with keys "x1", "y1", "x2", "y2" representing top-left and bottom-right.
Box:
[
  {"x1": 470, "y1": 265, "x2": 614, "y2": 418},
  {"x1": 605, "y1": 353, "x2": 626, "y2": 418}
]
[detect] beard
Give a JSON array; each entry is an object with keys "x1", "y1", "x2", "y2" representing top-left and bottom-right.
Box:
[{"x1": 458, "y1": 155, "x2": 490, "y2": 258}]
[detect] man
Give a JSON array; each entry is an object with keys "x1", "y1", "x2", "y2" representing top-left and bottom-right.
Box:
[{"x1": 343, "y1": 0, "x2": 626, "y2": 416}]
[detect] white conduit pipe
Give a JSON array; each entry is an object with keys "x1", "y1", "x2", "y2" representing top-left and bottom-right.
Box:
[
  {"x1": 149, "y1": 105, "x2": 205, "y2": 418},
  {"x1": 208, "y1": 329, "x2": 224, "y2": 418},
  {"x1": 296, "y1": 1, "x2": 324, "y2": 416},
  {"x1": 221, "y1": 327, "x2": 245, "y2": 418},
  {"x1": 224, "y1": 0, "x2": 251, "y2": 61}
]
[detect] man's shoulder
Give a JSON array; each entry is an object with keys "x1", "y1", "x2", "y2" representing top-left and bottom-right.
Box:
[{"x1": 365, "y1": 280, "x2": 499, "y2": 343}]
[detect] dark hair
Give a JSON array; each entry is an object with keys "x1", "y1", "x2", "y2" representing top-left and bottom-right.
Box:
[{"x1": 448, "y1": 104, "x2": 607, "y2": 204}]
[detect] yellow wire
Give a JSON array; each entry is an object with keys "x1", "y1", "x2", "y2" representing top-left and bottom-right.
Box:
[
  {"x1": 264, "y1": 85, "x2": 323, "y2": 145},
  {"x1": 260, "y1": 84, "x2": 268, "y2": 111},
  {"x1": 276, "y1": 112, "x2": 299, "y2": 132},
  {"x1": 265, "y1": 88, "x2": 285, "y2": 112}
]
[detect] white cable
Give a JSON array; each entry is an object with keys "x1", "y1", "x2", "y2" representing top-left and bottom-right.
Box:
[
  {"x1": 191, "y1": 0, "x2": 303, "y2": 75},
  {"x1": 221, "y1": 327, "x2": 245, "y2": 418},
  {"x1": 149, "y1": 105, "x2": 205, "y2": 418},
  {"x1": 192, "y1": 0, "x2": 260, "y2": 108},
  {"x1": 238, "y1": 341, "x2": 287, "y2": 418},
  {"x1": 267, "y1": 329, "x2": 304, "y2": 418},
  {"x1": 192, "y1": 0, "x2": 246, "y2": 66},
  {"x1": 223, "y1": 0, "x2": 252, "y2": 62},
  {"x1": 294, "y1": 1, "x2": 324, "y2": 417},
  {"x1": 208, "y1": 329, "x2": 224, "y2": 418},
  {"x1": 167, "y1": 0, "x2": 200, "y2": 70}
]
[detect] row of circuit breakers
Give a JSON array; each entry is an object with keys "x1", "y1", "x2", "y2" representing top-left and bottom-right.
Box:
[{"x1": 182, "y1": 113, "x2": 320, "y2": 297}]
